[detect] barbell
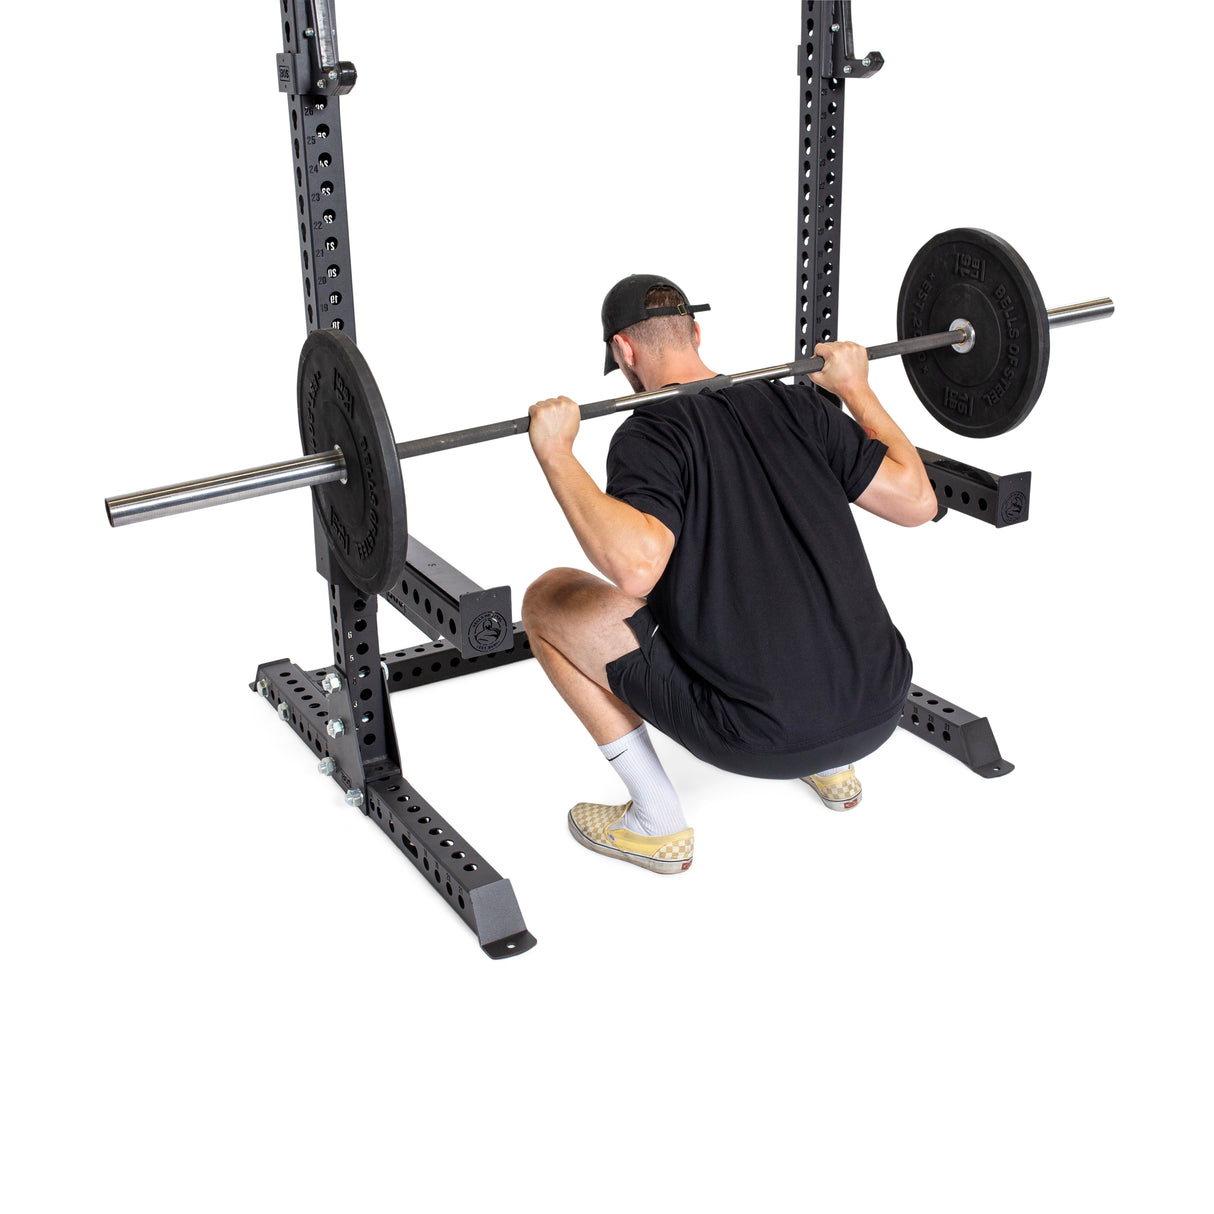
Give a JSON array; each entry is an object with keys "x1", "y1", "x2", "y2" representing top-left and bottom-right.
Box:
[{"x1": 105, "y1": 228, "x2": 1112, "y2": 595}]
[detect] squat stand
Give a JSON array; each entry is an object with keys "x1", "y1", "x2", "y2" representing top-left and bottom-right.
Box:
[
  {"x1": 257, "y1": 2, "x2": 1016, "y2": 959},
  {"x1": 794, "y1": 3, "x2": 1013, "y2": 773},
  {"x1": 268, "y1": 2, "x2": 535, "y2": 956}
]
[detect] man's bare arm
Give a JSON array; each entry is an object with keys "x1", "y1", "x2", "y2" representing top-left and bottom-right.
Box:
[
  {"x1": 810, "y1": 341, "x2": 937, "y2": 527},
  {"x1": 529, "y1": 395, "x2": 675, "y2": 596}
]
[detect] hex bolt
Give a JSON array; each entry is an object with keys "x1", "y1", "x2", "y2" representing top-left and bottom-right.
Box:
[
  {"x1": 318, "y1": 757, "x2": 337, "y2": 776},
  {"x1": 863, "y1": 56, "x2": 872, "y2": 67},
  {"x1": 256, "y1": 679, "x2": 269, "y2": 698},
  {"x1": 278, "y1": 702, "x2": 290, "y2": 721},
  {"x1": 321, "y1": 672, "x2": 343, "y2": 694},
  {"x1": 345, "y1": 788, "x2": 365, "y2": 809},
  {"x1": 326, "y1": 718, "x2": 346, "y2": 738}
]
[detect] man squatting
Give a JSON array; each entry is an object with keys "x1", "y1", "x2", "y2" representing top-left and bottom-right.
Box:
[{"x1": 521, "y1": 276, "x2": 937, "y2": 874}]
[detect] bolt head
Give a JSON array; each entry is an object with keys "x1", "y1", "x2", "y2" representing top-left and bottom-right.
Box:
[
  {"x1": 863, "y1": 56, "x2": 872, "y2": 66},
  {"x1": 256, "y1": 679, "x2": 269, "y2": 698},
  {"x1": 326, "y1": 718, "x2": 345, "y2": 738},
  {"x1": 278, "y1": 702, "x2": 290, "y2": 721},
  {"x1": 843, "y1": 64, "x2": 852, "y2": 74},
  {"x1": 321, "y1": 672, "x2": 343, "y2": 694},
  {"x1": 345, "y1": 788, "x2": 365, "y2": 809},
  {"x1": 318, "y1": 757, "x2": 337, "y2": 776}
]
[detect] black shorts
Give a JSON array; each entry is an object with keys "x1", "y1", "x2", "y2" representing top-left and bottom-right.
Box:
[{"x1": 605, "y1": 605, "x2": 901, "y2": 780}]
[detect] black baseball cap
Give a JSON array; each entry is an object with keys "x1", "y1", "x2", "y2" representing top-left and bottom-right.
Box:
[{"x1": 601, "y1": 274, "x2": 711, "y2": 374}]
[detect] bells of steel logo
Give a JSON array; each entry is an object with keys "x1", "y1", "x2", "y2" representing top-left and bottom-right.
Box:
[
  {"x1": 468, "y1": 611, "x2": 507, "y2": 653},
  {"x1": 1000, "y1": 491, "x2": 1028, "y2": 525}
]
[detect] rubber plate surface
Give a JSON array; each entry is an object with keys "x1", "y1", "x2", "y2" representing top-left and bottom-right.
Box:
[
  {"x1": 897, "y1": 228, "x2": 1049, "y2": 438},
  {"x1": 297, "y1": 330, "x2": 407, "y2": 595}
]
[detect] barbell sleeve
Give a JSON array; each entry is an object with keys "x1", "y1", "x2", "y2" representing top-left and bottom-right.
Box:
[
  {"x1": 105, "y1": 302, "x2": 1110, "y2": 529},
  {"x1": 105, "y1": 450, "x2": 348, "y2": 527},
  {"x1": 1046, "y1": 298, "x2": 1115, "y2": 328}
]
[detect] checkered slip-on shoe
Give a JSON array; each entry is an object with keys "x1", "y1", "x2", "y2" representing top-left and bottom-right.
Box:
[
  {"x1": 567, "y1": 801, "x2": 694, "y2": 875},
  {"x1": 801, "y1": 766, "x2": 862, "y2": 811}
]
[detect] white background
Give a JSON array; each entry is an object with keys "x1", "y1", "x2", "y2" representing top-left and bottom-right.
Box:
[{"x1": 5, "y1": 2, "x2": 1211, "y2": 1210}]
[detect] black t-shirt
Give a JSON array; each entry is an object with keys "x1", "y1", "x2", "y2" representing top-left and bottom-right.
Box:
[{"x1": 605, "y1": 378, "x2": 911, "y2": 753}]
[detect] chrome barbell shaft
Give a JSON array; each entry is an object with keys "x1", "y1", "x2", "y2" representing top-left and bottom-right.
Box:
[{"x1": 105, "y1": 300, "x2": 1112, "y2": 529}]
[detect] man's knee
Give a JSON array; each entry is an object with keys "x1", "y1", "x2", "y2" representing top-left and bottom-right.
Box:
[{"x1": 522, "y1": 567, "x2": 587, "y2": 631}]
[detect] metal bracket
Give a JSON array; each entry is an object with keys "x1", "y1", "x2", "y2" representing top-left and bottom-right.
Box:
[
  {"x1": 384, "y1": 624, "x2": 534, "y2": 693},
  {"x1": 277, "y1": 0, "x2": 357, "y2": 97},
  {"x1": 898, "y1": 684, "x2": 1014, "y2": 778},
  {"x1": 919, "y1": 449, "x2": 1032, "y2": 527},
  {"x1": 829, "y1": 1, "x2": 884, "y2": 80},
  {"x1": 252, "y1": 659, "x2": 536, "y2": 958},
  {"x1": 382, "y1": 536, "x2": 514, "y2": 658}
]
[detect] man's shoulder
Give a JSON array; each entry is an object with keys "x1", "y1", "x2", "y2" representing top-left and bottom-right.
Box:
[
  {"x1": 612, "y1": 396, "x2": 694, "y2": 439},
  {"x1": 698, "y1": 377, "x2": 830, "y2": 420}
]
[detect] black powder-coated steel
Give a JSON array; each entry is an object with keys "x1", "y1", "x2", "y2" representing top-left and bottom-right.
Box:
[
  {"x1": 794, "y1": 4, "x2": 859, "y2": 381},
  {"x1": 383, "y1": 626, "x2": 534, "y2": 693},
  {"x1": 279, "y1": 0, "x2": 357, "y2": 338},
  {"x1": 917, "y1": 448, "x2": 1032, "y2": 528},
  {"x1": 897, "y1": 684, "x2": 1014, "y2": 778},
  {"x1": 252, "y1": 657, "x2": 535, "y2": 958},
  {"x1": 383, "y1": 536, "x2": 514, "y2": 659}
]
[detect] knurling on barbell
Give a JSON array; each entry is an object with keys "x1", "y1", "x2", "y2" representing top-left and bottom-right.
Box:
[{"x1": 105, "y1": 228, "x2": 1113, "y2": 594}]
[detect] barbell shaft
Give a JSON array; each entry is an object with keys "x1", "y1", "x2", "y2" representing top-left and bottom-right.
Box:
[{"x1": 104, "y1": 298, "x2": 1111, "y2": 528}]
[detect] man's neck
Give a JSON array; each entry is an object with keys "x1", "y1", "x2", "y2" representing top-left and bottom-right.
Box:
[{"x1": 640, "y1": 353, "x2": 717, "y2": 392}]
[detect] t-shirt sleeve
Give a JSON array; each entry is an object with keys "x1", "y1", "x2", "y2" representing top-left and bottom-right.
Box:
[
  {"x1": 801, "y1": 384, "x2": 889, "y2": 502},
  {"x1": 605, "y1": 412, "x2": 688, "y2": 540}
]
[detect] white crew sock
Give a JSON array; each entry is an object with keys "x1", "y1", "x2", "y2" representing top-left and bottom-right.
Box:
[
  {"x1": 597, "y1": 724, "x2": 688, "y2": 836},
  {"x1": 814, "y1": 764, "x2": 851, "y2": 778}
]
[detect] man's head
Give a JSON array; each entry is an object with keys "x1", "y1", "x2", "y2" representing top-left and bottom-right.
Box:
[{"x1": 601, "y1": 275, "x2": 711, "y2": 391}]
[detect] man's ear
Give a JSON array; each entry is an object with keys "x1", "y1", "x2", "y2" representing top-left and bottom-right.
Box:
[
  {"x1": 613, "y1": 333, "x2": 636, "y2": 369},
  {"x1": 692, "y1": 320, "x2": 702, "y2": 349}
]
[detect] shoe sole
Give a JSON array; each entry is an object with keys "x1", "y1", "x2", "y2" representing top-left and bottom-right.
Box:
[
  {"x1": 825, "y1": 794, "x2": 861, "y2": 812},
  {"x1": 800, "y1": 779, "x2": 862, "y2": 812},
  {"x1": 567, "y1": 816, "x2": 693, "y2": 875}
]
